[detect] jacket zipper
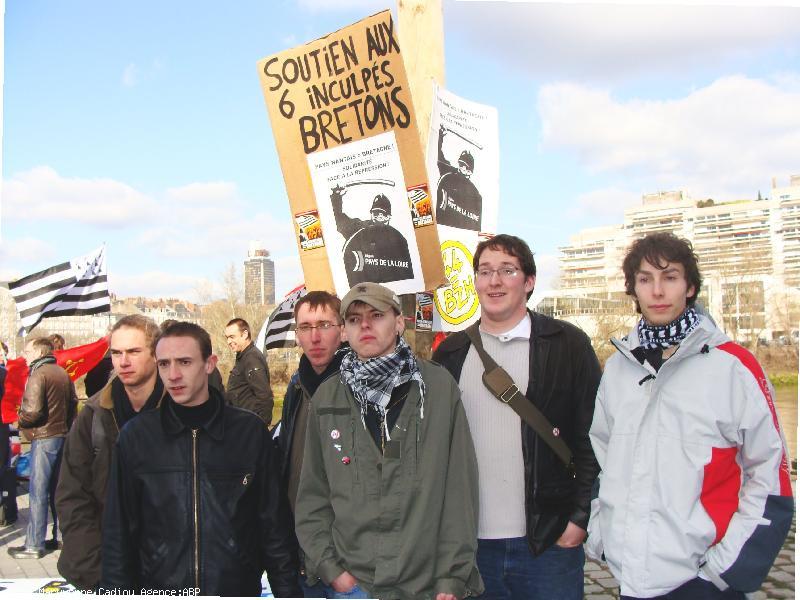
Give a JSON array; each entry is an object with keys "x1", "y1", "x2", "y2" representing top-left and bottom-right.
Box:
[{"x1": 192, "y1": 428, "x2": 200, "y2": 591}]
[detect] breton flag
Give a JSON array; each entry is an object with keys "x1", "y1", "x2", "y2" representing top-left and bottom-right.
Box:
[
  {"x1": 255, "y1": 284, "x2": 307, "y2": 352},
  {"x1": 8, "y1": 245, "x2": 111, "y2": 335}
]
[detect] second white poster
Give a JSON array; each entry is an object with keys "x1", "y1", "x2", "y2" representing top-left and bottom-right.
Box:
[{"x1": 426, "y1": 84, "x2": 499, "y2": 331}]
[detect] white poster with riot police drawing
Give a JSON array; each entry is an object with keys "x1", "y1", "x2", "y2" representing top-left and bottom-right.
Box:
[
  {"x1": 426, "y1": 84, "x2": 499, "y2": 330},
  {"x1": 307, "y1": 130, "x2": 425, "y2": 297}
]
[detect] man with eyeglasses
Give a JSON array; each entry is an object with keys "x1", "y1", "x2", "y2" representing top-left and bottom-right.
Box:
[
  {"x1": 433, "y1": 234, "x2": 601, "y2": 599},
  {"x1": 295, "y1": 282, "x2": 483, "y2": 599},
  {"x1": 274, "y1": 290, "x2": 346, "y2": 597}
]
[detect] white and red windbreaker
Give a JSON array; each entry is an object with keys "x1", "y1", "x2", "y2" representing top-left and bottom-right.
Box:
[{"x1": 587, "y1": 316, "x2": 793, "y2": 598}]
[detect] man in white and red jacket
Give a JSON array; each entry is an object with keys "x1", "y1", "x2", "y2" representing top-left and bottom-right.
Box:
[{"x1": 588, "y1": 232, "x2": 793, "y2": 599}]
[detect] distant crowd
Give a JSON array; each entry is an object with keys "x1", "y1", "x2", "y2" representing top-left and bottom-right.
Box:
[{"x1": 0, "y1": 232, "x2": 793, "y2": 600}]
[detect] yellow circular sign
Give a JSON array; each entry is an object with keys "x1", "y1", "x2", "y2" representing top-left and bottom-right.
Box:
[{"x1": 434, "y1": 240, "x2": 480, "y2": 325}]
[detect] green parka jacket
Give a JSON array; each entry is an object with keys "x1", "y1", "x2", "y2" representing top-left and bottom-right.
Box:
[{"x1": 295, "y1": 359, "x2": 484, "y2": 600}]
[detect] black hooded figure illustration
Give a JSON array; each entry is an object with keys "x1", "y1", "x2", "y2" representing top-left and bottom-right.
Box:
[
  {"x1": 330, "y1": 185, "x2": 414, "y2": 286},
  {"x1": 436, "y1": 125, "x2": 482, "y2": 231}
]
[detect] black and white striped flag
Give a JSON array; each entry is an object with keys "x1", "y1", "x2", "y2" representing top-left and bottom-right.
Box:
[
  {"x1": 255, "y1": 284, "x2": 306, "y2": 351},
  {"x1": 9, "y1": 245, "x2": 111, "y2": 335}
]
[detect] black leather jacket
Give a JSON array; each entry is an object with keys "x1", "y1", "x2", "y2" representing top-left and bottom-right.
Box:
[
  {"x1": 101, "y1": 388, "x2": 300, "y2": 597},
  {"x1": 433, "y1": 310, "x2": 602, "y2": 555},
  {"x1": 226, "y1": 343, "x2": 274, "y2": 426}
]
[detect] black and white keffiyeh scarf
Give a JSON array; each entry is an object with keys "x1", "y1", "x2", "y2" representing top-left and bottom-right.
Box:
[
  {"x1": 637, "y1": 306, "x2": 700, "y2": 350},
  {"x1": 340, "y1": 337, "x2": 426, "y2": 441}
]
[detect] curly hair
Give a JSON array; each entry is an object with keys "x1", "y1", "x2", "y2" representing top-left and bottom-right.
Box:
[{"x1": 622, "y1": 232, "x2": 702, "y2": 312}]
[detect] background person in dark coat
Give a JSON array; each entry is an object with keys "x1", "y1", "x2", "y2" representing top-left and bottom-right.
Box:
[
  {"x1": 224, "y1": 317, "x2": 273, "y2": 426},
  {"x1": 9, "y1": 337, "x2": 77, "y2": 559}
]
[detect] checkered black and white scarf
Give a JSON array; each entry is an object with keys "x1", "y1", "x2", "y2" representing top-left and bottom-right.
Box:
[
  {"x1": 638, "y1": 306, "x2": 700, "y2": 350},
  {"x1": 339, "y1": 337, "x2": 426, "y2": 441}
]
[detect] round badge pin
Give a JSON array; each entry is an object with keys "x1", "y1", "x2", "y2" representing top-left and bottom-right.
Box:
[
  {"x1": 330, "y1": 429, "x2": 340, "y2": 440},
  {"x1": 552, "y1": 427, "x2": 560, "y2": 437},
  {"x1": 341, "y1": 456, "x2": 351, "y2": 465}
]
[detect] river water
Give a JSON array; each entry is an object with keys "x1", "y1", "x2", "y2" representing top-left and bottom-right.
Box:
[{"x1": 775, "y1": 385, "x2": 798, "y2": 466}]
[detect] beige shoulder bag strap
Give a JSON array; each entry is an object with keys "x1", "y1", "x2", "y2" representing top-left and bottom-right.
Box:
[{"x1": 465, "y1": 322, "x2": 575, "y2": 475}]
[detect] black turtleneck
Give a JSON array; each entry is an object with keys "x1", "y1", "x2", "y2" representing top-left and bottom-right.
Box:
[
  {"x1": 112, "y1": 376, "x2": 163, "y2": 429},
  {"x1": 171, "y1": 391, "x2": 220, "y2": 429}
]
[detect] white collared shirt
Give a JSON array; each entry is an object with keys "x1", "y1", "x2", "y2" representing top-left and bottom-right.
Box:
[{"x1": 480, "y1": 313, "x2": 531, "y2": 343}]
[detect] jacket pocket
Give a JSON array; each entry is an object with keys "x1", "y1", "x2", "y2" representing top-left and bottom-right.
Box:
[
  {"x1": 534, "y1": 478, "x2": 576, "y2": 513},
  {"x1": 206, "y1": 471, "x2": 252, "y2": 517}
]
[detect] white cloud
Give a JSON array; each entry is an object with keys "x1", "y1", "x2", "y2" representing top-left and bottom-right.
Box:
[
  {"x1": 2, "y1": 167, "x2": 159, "y2": 226},
  {"x1": 0, "y1": 238, "x2": 57, "y2": 281},
  {"x1": 568, "y1": 187, "x2": 642, "y2": 220},
  {"x1": 447, "y1": 3, "x2": 800, "y2": 80},
  {"x1": 121, "y1": 59, "x2": 164, "y2": 88},
  {"x1": 109, "y1": 270, "x2": 212, "y2": 301},
  {"x1": 122, "y1": 63, "x2": 139, "y2": 87},
  {"x1": 135, "y1": 181, "x2": 297, "y2": 262},
  {"x1": 538, "y1": 75, "x2": 800, "y2": 197},
  {"x1": 530, "y1": 252, "x2": 560, "y2": 300}
]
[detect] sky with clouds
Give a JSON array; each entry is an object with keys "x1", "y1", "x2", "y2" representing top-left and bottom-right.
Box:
[{"x1": 2, "y1": 0, "x2": 799, "y2": 303}]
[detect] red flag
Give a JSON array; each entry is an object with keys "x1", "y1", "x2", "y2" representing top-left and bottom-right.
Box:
[
  {"x1": 0, "y1": 337, "x2": 110, "y2": 424},
  {"x1": 431, "y1": 331, "x2": 448, "y2": 353},
  {"x1": 55, "y1": 337, "x2": 110, "y2": 381},
  {"x1": 2, "y1": 358, "x2": 28, "y2": 424}
]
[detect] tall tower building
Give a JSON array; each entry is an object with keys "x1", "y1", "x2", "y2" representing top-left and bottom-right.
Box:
[{"x1": 244, "y1": 241, "x2": 275, "y2": 306}]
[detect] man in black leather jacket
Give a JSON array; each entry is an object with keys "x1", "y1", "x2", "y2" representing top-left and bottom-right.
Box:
[
  {"x1": 101, "y1": 322, "x2": 300, "y2": 597},
  {"x1": 224, "y1": 318, "x2": 273, "y2": 426},
  {"x1": 433, "y1": 234, "x2": 601, "y2": 600}
]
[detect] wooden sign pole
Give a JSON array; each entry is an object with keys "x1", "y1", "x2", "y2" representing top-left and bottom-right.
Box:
[{"x1": 398, "y1": 0, "x2": 446, "y2": 357}]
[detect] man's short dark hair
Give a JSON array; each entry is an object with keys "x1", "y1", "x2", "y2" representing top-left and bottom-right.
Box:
[
  {"x1": 622, "y1": 232, "x2": 702, "y2": 313},
  {"x1": 226, "y1": 318, "x2": 251, "y2": 340},
  {"x1": 111, "y1": 315, "x2": 160, "y2": 353},
  {"x1": 160, "y1": 319, "x2": 178, "y2": 331},
  {"x1": 473, "y1": 234, "x2": 537, "y2": 300},
  {"x1": 159, "y1": 322, "x2": 213, "y2": 360},
  {"x1": 29, "y1": 337, "x2": 55, "y2": 356},
  {"x1": 294, "y1": 291, "x2": 343, "y2": 324}
]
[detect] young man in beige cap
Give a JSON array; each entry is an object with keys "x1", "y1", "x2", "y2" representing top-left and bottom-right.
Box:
[{"x1": 295, "y1": 282, "x2": 483, "y2": 600}]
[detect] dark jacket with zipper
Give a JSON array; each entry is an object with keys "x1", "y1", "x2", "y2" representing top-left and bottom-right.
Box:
[
  {"x1": 226, "y1": 343, "x2": 273, "y2": 426},
  {"x1": 432, "y1": 310, "x2": 602, "y2": 555},
  {"x1": 275, "y1": 350, "x2": 345, "y2": 490},
  {"x1": 56, "y1": 377, "x2": 164, "y2": 590},
  {"x1": 101, "y1": 387, "x2": 300, "y2": 597}
]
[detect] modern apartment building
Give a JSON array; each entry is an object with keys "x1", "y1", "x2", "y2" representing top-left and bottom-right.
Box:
[
  {"x1": 243, "y1": 241, "x2": 275, "y2": 306},
  {"x1": 540, "y1": 176, "x2": 800, "y2": 343}
]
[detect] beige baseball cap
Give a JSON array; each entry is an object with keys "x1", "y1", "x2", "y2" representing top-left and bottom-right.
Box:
[{"x1": 340, "y1": 282, "x2": 402, "y2": 318}]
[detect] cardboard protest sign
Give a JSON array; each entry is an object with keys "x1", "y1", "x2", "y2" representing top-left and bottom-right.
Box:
[
  {"x1": 426, "y1": 84, "x2": 499, "y2": 330},
  {"x1": 257, "y1": 10, "x2": 445, "y2": 294}
]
